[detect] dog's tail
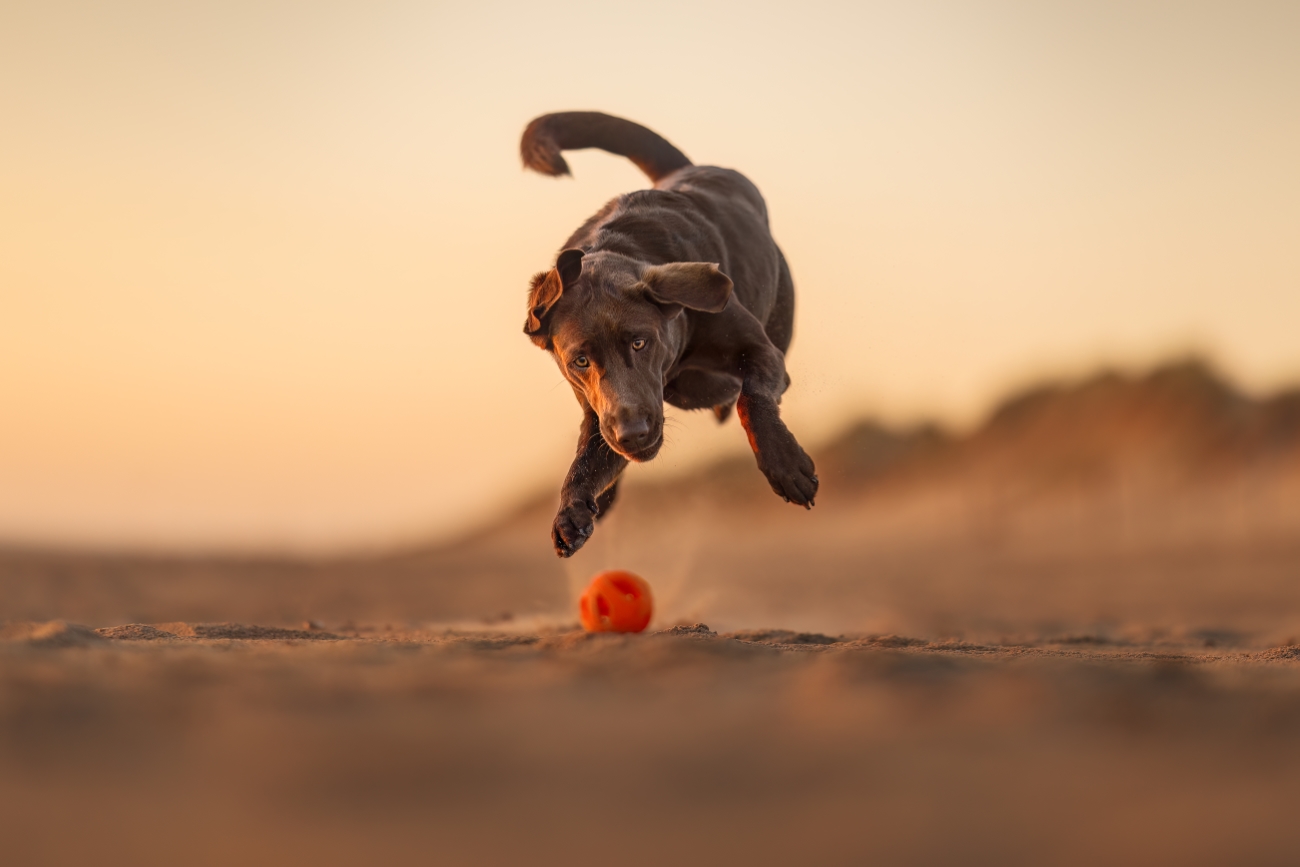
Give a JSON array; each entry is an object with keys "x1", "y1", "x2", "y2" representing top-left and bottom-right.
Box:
[{"x1": 520, "y1": 112, "x2": 692, "y2": 184}]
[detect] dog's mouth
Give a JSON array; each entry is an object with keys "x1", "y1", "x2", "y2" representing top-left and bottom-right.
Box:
[{"x1": 616, "y1": 433, "x2": 663, "y2": 463}]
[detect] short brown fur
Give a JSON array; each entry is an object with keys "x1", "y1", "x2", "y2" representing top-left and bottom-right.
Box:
[{"x1": 521, "y1": 112, "x2": 817, "y2": 556}]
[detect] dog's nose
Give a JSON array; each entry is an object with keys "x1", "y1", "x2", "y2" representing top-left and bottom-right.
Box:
[{"x1": 612, "y1": 417, "x2": 653, "y2": 451}]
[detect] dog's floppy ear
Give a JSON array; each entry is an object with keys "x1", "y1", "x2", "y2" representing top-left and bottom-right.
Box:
[
  {"x1": 556, "y1": 248, "x2": 584, "y2": 286},
  {"x1": 642, "y1": 262, "x2": 733, "y2": 314},
  {"x1": 525, "y1": 270, "x2": 562, "y2": 335},
  {"x1": 525, "y1": 249, "x2": 585, "y2": 339}
]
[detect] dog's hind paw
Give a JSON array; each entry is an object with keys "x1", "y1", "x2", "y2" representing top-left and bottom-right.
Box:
[{"x1": 552, "y1": 499, "x2": 597, "y2": 557}]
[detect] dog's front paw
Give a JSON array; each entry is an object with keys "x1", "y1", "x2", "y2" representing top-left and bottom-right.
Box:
[
  {"x1": 755, "y1": 434, "x2": 819, "y2": 509},
  {"x1": 552, "y1": 498, "x2": 597, "y2": 557}
]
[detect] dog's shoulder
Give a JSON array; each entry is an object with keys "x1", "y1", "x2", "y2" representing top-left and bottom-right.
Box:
[
  {"x1": 562, "y1": 166, "x2": 771, "y2": 265},
  {"x1": 563, "y1": 197, "x2": 622, "y2": 250},
  {"x1": 565, "y1": 188, "x2": 709, "y2": 260}
]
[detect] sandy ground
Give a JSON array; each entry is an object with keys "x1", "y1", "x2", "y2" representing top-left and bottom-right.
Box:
[
  {"x1": 4, "y1": 363, "x2": 1300, "y2": 865},
  {"x1": 3, "y1": 621, "x2": 1300, "y2": 867}
]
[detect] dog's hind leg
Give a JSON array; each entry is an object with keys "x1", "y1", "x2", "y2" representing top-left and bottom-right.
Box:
[{"x1": 665, "y1": 369, "x2": 742, "y2": 418}]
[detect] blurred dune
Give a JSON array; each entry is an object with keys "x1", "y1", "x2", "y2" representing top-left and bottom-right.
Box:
[{"x1": 4, "y1": 357, "x2": 1299, "y2": 643}]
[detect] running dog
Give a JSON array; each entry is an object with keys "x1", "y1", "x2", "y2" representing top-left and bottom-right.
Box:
[{"x1": 520, "y1": 111, "x2": 817, "y2": 556}]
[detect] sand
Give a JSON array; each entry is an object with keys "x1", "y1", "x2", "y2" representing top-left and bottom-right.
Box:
[{"x1": 3, "y1": 621, "x2": 1300, "y2": 866}]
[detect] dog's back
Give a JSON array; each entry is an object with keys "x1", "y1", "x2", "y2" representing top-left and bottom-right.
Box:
[{"x1": 522, "y1": 113, "x2": 786, "y2": 342}]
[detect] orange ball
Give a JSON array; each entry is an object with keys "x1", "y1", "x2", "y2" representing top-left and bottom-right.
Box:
[{"x1": 579, "y1": 570, "x2": 654, "y2": 633}]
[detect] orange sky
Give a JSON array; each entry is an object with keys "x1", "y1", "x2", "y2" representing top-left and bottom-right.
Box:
[{"x1": 2, "y1": 0, "x2": 1298, "y2": 552}]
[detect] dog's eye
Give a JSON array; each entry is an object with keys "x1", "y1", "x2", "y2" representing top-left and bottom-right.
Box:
[
  {"x1": 573, "y1": 355, "x2": 590, "y2": 368},
  {"x1": 631, "y1": 338, "x2": 647, "y2": 351}
]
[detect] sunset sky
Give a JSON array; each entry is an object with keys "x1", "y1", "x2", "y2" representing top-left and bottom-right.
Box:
[{"x1": 2, "y1": 0, "x2": 1297, "y2": 552}]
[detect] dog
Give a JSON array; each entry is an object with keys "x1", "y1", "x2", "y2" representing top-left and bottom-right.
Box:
[{"x1": 520, "y1": 111, "x2": 817, "y2": 557}]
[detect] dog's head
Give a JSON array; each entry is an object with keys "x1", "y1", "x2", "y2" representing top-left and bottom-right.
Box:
[{"x1": 524, "y1": 249, "x2": 733, "y2": 461}]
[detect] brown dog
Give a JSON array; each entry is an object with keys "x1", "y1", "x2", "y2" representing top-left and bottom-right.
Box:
[{"x1": 521, "y1": 112, "x2": 817, "y2": 557}]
